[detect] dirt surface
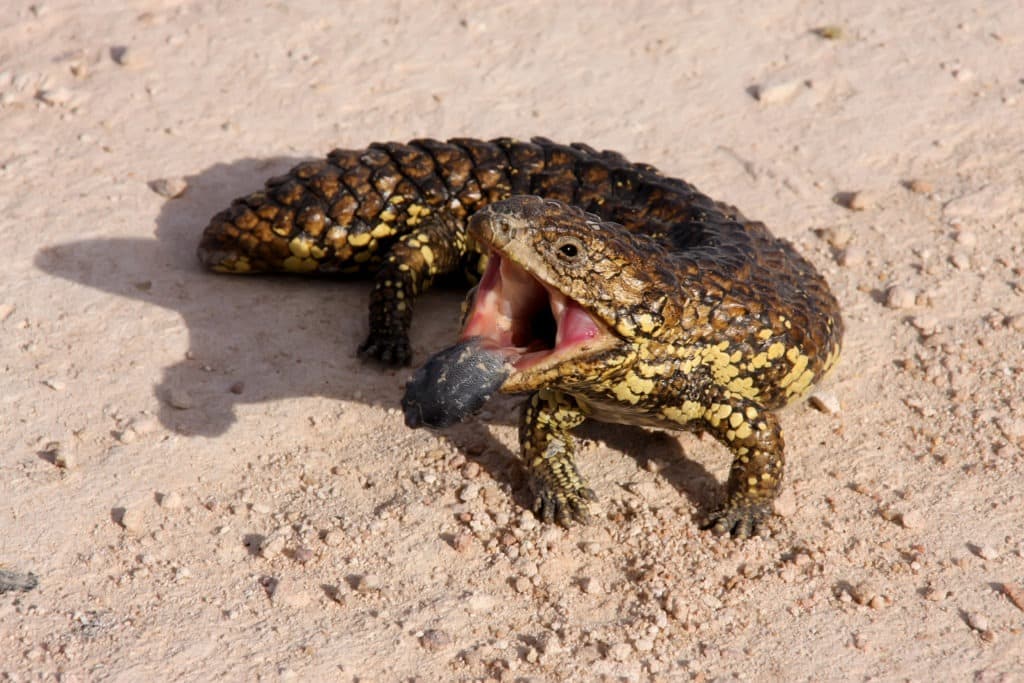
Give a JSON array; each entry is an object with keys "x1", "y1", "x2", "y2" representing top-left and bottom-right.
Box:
[{"x1": 2, "y1": 2, "x2": 1023, "y2": 681}]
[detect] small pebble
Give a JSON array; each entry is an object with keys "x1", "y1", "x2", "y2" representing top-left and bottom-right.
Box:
[
  {"x1": 824, "y1": 227, "x2": 852, "y2": 250},
  {"x1": 42, "y1": 378, "x2": 66, "y2": 391},
  {"x1": 885, "y1": 285, "x2": 917, "y2": 309},
  {"x1": 954, "y1": 230, "x2": 976, "y2": 247},
  {"x1": 458, "y1": 483, "x2": 480, "y2": 502},
  {"x1": 607, "y1": 642, "x2": 633, "y2": 662},
  {"x1": 322, "y1": 529, "x2": 345, "y2": 547},
  {"x1": 808, "y1": 390, "x2": 841, "y2": 415},
  {"x1": 36, "y1": 87, "x2": 72, "y2": 106},
  {"x1": 419, "y1": 629, "x2": 452, "y2": 651},
  {"x1": 272, "y1": 578, "x2": 311, "y2": 608},
  {"x1": 751, "y1": 77, "x2": 803, "y2": 104},
  {"x1": 906, "y1": 179, "x2": 934, "y2": 194},
  {"x1": 966, "y1": 612, "x2": 989, "y2": 632},
  {"x1": 580, "y1": 577, "x2": 602, "y2": 595},
  {"x1": 229, "y1": 381, "x2": 245, "y2": 395},
  {"x1": 949, "y1": 251, "x2": 971, "y2": 270},
  {"x1": 109, "y1": 45, "x2": 135, "y2": 66},
  {"x1": 54, "y1": 450, "x2": 75, "y2": 469},
  {"x1": 910, "y1": 316, "x2": 939, "y2": 336},
  {"x1": 812, "y1": 25, "x2": 844, "y2": 40},
  {"x1": 119, "y1": 508, "x2": 145, "y2": 533},
  {"x1": 899, "y1": 509, "x2": 924, "y2": 529},
  {"x1": 355, "y1": 574, "x2": 381, "y2": 593},
  {"x1": 0, "y1": 303, "x2": 14, "y2": 321},
  {"x1": 259, "y1": 532, "x2": 288, "y2": 559},
  {"x1": 513, "y1": 576, "x2": 532, "y2": 594},
  {"x1": 1000, "y1": 582, "x2": 1024, "y2": 612},
  {"x1": 836, "y1": 191, "x2": 874, "y2": 211},
  {"x1": 148, "y1": 177, "x2": 188, "y2": 199},
  {"x1": 467, "y1": 593, "x2": 495, "y2": 612},
  {"x1": 975, "y1": 545, "x2": 1000, "y2": 561},
  {"x1": 772, "y1": 487, "x2": 797, "y2": 517},
  {"x1": 166, "y1": 387, "x2": 194, "y2": 410},
  {"x1": 292, "y1": 546, "x2": 314, "y2": 564},
  {"x1": 452, "y1": 532, "x2": 474, "y2": 553},
  {"x1": 160, "y1": 491, "x2": 183, "y2": 509},
  {"x1": 838, "y1": 245, "x2": 865, "y2": 267}
]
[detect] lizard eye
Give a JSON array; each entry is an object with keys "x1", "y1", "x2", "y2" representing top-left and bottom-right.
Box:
[{"x1": 555, "y1": 237, "x2": 583, "y2": 261}]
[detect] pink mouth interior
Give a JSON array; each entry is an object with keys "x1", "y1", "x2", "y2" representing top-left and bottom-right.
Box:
[{"x1": 460, "y1": 252, "x2": 607, "y2": 370}]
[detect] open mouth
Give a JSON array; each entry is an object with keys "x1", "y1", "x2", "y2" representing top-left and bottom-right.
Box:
[{"x1": 460, "y1": 251, "x2": 614, "y2": 372}]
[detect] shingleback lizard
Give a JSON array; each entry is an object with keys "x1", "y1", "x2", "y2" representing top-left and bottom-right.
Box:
[{"x1": 198, "y1": 137, "x2": 843, "y2": 536}]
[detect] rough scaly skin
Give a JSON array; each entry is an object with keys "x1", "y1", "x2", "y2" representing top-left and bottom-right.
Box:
[
  {"x1": 199, "y1": 138, "x2": 843, "y2": 536},
  {"x1": 461, "y1": 196, "x2": 842, "y2": 536},
  {"x1": 197, "y1": 137, "x2": 750, "y2": 365}
]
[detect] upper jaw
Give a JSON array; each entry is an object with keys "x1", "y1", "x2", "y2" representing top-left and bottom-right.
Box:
[{"x1": 459, "y1": 249, "x2": 620, "y2": 387}]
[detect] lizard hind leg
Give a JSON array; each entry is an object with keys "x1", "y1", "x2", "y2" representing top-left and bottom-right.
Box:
[{"x1": 700, "y1": 400, "x2": 785, "y2": 538}]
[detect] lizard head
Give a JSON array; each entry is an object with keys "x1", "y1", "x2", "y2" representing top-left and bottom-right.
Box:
[{"x1": 461, "y1": 195, "x2": 675, "y2": 393}]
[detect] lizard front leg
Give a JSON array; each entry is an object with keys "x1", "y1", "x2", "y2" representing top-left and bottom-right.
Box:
[
  {"x1": 701, "y1": 399, "x2": 785, "y2": 538},
  {"x1": 520, "y1": 389, "x2": 595, "y2": 526},
  {"x1": 358, "y1": 212, "x2": 465, "y2": 365}
]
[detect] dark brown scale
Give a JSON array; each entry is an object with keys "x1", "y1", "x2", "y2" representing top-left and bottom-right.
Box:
[{"x1": 197, "y1": 136, "x2": 838, "y2": 369}]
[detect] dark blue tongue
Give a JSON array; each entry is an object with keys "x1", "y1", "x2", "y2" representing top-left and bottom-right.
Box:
[{"x1": 402, "y1": 337, "x2": 513, "y2": 429}]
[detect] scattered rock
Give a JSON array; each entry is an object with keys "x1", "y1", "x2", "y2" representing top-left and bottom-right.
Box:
[
  {"x1": 458, "y1": 483, "x2": 480, "y2": 502},
  {"x1": 751, "y1": 77, "x2": 804, "y2": 104},
  {"x1": 954, "y1": 230, "x2": 976, "y2": 248},
  {"x1": 322, "y1": 529, "x2": 345, "y2": 547},
  {"x1": 259, "y1": 529, "x2": 289, "y2": 559},
  {"x1": 355, "y1": 574, "x2": 381, "y2": 593},
  {"x1": 109, "y1": 45, "x2": 138, "y2": 66},
  {"x1": 1000, "y1": 582, "x2": 1024, "y2": 612},
  {"x1": 606, "y1": 642, "x2": 633, "y2": 662},
  {"x1": 772, "y1": 487, "x2": 798, "y2": 517},
  {"x1": 42, "y1": 378, "x2": 66, "y2": 391},
  {"x1": 838, "y1": 245, "x2": 865, "y2": 267},
  {"x1": 885, "y1": 285, "x2": 917, "y2": 309},
  {"x1": 36, "y1": 87, "x2": 73, "y2": 106},
  {"x1": 835, "y1": 191, "x2": 874, "y2": 211},
  {"x1": 580, "y1": 577, "x2": 602, "y2": 595},
  {"x1": 899, "y1": 509, "x2": 924, "y2": 529},
  {"x1": 811, "y1": 25, "x2": 844, "y2": 40},
  {"x1": 160, "y1": 491, "x2": 183, "y2": 509},
  {"x1": 965, "y1": 612, "x2": 989, "y2": 632},
  {"x1": 148, "y1": 177, "x2": 188, "y2": 198},
  {"x1": 909, "y1": 316, "x2": 939, "y2": 336},
  {"x1": 949, "y1": 251, "x2": 971, "y2": 270},
  {"x1": 467, "y1": 593, "x2": 495, "y2": 612},
  {"x1": 271, "y1": 578, "x2": 311, "y2": 608},
  {"x1": 808, "y1": 390, "x2": 841, "y2": 415},
  {"x1": 513, "y1": 576, "x2": 532, "y2": 594},
  {"x1": 823, "y1": 227, "x2": 852, "y2": 250},
  {"x1": 974, "y1": 545, "x2": 1000, "y2": 561},
  {"x1": 229, "y1": 381, "x2": 245, "y2": 395},
  {"x1": 0, "y1": 303, "x2": 14, "y2": 322},
  {"x1": 419, "y1": 629, "x2": 452, "y2": 651},
  {"x1": 166, "y1": 386, "x2": 195, "y2": 410},
  {"x1": 54, "y1": 449, "x2": 75, "y2": 469},
  {"x1": 119, "y1": 507, "x2": 145, "y2": 533},
  {"x1": 905, "y1": 179, "x2": 934, "y2": 194},
  {"x1": 451, "y1": 532, "x2": 474, "y2": 553}
]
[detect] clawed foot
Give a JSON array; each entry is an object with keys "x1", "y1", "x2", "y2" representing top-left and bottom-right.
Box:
[
  {"x1": 358, "y1": 333, "x2": 412, "y2": 366},
  {"x1": 703, "y1": 502, "x2": 772, "y2": 539},
  {"x1": 532, "y1": 484, "x2": 597, "y2": 527}
]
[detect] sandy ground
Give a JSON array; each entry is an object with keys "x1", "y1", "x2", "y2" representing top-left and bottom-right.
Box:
[{"x1": 2, "y1": 1, "x2": 1024, "y2": 680}]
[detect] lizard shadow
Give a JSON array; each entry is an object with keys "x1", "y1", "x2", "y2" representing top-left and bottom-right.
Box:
[{"x1": 32, "y1": 155, "x2": 469, "y2": 439}]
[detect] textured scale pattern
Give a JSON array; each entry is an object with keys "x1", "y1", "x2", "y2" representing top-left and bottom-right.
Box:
[
  {"x1": 199, "y1": 138, "x2": 843, "y2": 536},
  {"x1": 198, "y1": 137, "x2": 744, "y2": 364}
]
